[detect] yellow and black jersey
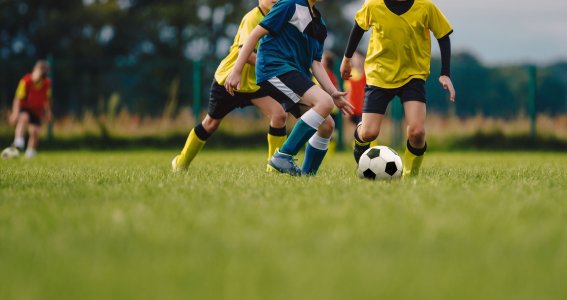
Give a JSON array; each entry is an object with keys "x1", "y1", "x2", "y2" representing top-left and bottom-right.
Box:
[
  {"x1": 214, "y1": 6, "x2": 266, "y2": 93},
  {"x1": 355, "y1": 0, "x2": 452, "y2": 88}
]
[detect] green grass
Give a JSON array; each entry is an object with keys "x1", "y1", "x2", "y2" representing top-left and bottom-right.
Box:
[{"x1": 1, "y1": 150, "x2": 567, "y2": 300}]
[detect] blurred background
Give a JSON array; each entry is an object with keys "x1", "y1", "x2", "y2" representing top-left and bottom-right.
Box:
[{"x1": 1, "y1": 0, "x2": 566, "y2": 150}]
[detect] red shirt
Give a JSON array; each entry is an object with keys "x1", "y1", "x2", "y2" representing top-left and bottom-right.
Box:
[
  {"x1": 15, "y1": 73, "x2": 51, "y2": 117},
  {"x1": 346, "y1": 71, "x2": 366, "y2": 117}
]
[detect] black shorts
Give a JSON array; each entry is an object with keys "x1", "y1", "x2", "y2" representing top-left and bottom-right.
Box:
[
  {"x1": 258, "y1": 70, "x2": 315, "y2": 118},
  {"x1": 208, "y1": 80, "x2": 269, "y2": 119},
  {"x1": 363, "y1": 78, "x2": 426, "y2": 114},
  {"x1": 20, "y1": 109, "x2": 41, "y2": 125}
]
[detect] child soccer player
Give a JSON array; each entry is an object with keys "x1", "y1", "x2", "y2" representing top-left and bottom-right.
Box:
[
  {"x1": 8, "y1": 60, "x2": 53, "y2": 158},
  {"x1": 172, "y1": 0, "x2": 288, "y2": 172},
  {"x1": 340, "y1": 0, "x2": 456, "y2": 177},
  {"x1": 225, "y1": 0, "x2": 354, "y2": 176},
  {"x1": 344, "y1": 50, "x2": 366, "y2": 126}
]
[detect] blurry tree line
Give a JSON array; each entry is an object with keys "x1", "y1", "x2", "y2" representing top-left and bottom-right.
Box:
[{"x1": 1, "y1": 0, "x2": 566, "y2": 119}]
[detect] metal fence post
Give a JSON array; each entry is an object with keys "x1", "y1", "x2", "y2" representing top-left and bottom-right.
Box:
[{"x1": 192, "y1": 60, "x2": 202, "y2": 125}]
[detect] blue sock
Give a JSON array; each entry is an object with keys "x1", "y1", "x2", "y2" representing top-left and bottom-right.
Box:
[
  {"x1": 280, "y1": 119, "x2": 317, "y2": 156},
  {"x1": 302, "y1": 144, "x2": 328, "y2": 175}
]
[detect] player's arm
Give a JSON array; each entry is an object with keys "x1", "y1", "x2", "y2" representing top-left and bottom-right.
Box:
[
  {"x1": 312, "y1": 60, "x2": 354, "y2": 116},
  {"x1": 44, "y1": 86, "x2": 53, "y2": 122},
  {"x1": 225, "y1": 26, "x2": 269, "y2": 95},
  {"x1": 9, "y1": 79, "x2": 26, "y2": 125},
  {"x1": 340, "y1": 23, "x2": 366, "y2": 80},
  {"x1": 437, "y1": 34, "x2": 455, "y2": 102},
  {"x1": 246, "y1": 52, "x2": 257, "y2": 66}
]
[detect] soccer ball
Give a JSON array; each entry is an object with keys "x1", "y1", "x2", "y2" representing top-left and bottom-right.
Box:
[
  {"x1": 1, "y1": 146, "x2": 20, "y2": 160},
  {"x1": 357, "y1": 146, "x2": 403, "y2": 180}
]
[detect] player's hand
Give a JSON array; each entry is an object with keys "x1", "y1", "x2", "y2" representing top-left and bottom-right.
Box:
[
  {"x1": 439, "y1": 75, "x2": 455, "y2": 102},
  {"x1": 224, "y1": 72, "x2": 241, "y2": 96},
  {"x1": 340, "y1": 57, "x2": 353, "y2": 80},
  {"x1": 331, "y1": 91, "x2": 354, "y2": 116},
  {"x1": 8, "y1": 112, "x2": 18, "y2": 126}
]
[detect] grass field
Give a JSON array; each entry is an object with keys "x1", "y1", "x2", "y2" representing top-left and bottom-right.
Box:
[{"x1": 1, "y1": 150, "x2": 567, "y2": 300}]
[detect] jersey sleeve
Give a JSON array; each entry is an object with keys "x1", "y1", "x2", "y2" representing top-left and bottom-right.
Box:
[
  {"x1": 314, "y1": 41, "x2": 324, "y2": 62},
  {"x1": 354, "y1": 0, "x2": 373, "y2": 31},
  {"x1": 428, "y1": 2, "x2": 453, "y2": 39},
  {"x1": 14, "y1": 79, "x2": 27, "y2": 101},
  {"x1": 237, "y1": 10, "x2": 262, "y2": 48},
  {"x1": 259, "y1": 0, "x2": 296, "y2": 35}
]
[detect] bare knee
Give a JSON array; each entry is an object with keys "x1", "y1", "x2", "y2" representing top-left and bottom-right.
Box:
[
  {"x1": 318, "y1": 116, "x2": 335, "y2": 138},
  {"x1": 201, "y1": 115, "x2": 221, "y2": 133},
  {"x1": 19, "y1": 112, "x2": 30, "y2": 124},
  {"x1": 407, "y1": 125, "x2": 426, "y2": 145},
  {"x1": 360, "y1": 125, "x2": 379, "y2": 142},
  {"x1": 271, "y1": 109, "x2": 287, "y2": 128},
  {"x1": 314, "y1": 95, "x2": 334, "y2": 116}
]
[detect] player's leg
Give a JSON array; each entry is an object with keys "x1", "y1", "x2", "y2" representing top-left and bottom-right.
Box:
[
  {"x1": 302, "y1": 115, "x2": 334, "y2": 175},
  {"x1": 353, "y1": 113, "x2": 383, "y2": 163},
  {"x1": 250, "y1": 96, "x2": 287, "y2": 160},
  {"x1": 172, "y1": 81, "x2": 232, "y2": 172},
  {"x1": 402, "y1": 101, "x2": 427, "y2": 177},
  {"x1": 260, "y1": 72, "x2": 332, "y2": 175},
  {"x1": 353, "y1": 86, "x2": 394, "y2": 163},
  {"x1": 279, "y1": 84, "x2": 333, "y2": 157},
  {"x1": 400, "y1": 79, "x2": 428, "y2": 177},
  {"x1": 25, "y1": 123, "x2": 41, "y2": 158},
  {"x1": 13, "y1": 111, "x2": 30, "y2": 151}
]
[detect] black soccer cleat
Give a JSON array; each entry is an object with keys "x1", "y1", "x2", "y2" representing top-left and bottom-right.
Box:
[{"x1": 353, "y1": 142, "x2": 370, "y2": 164}]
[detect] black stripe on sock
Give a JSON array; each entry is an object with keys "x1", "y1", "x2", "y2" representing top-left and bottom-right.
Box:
[
  {"x1": 407, "y1": 140, "x2": 427, "y2": 156},
  {"x1": 269, "y1": 126, "x2": 286, "y2": 137},
  {"x1": 194, "y1": 123, "x2": 211, "y2": 141}
]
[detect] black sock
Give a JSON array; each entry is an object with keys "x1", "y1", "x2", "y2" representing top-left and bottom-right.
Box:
[
  {"x1": 268, "y1": 126, "x2": 286, "y2": 137},
  {"x1": 194, "y1": 123, "x2": 212, "y2": 141},
  {"x1": 407, "y1": 140, "x2": 427, "y2": 156}
]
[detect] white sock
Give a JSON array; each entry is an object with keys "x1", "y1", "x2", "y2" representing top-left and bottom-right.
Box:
[
  {"x1": 14, "y1": 137, "x2": 25, "y2": 149},
  {"x1": 301, "y1": 109, "x2": 325, "y2": 129},
  {"x1": 25, "y1": 148, "x2": 36, "y2": 158},
  {"x1": 308, "y1": 134, "x2": 331, "y2": 150}
]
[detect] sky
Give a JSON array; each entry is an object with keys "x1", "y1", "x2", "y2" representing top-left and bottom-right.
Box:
[{"x1": 345, "y1": 0, "x2": 567, "y2": 65}]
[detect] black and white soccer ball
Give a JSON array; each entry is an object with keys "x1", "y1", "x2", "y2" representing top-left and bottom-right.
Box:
[
  {"x1": 357, "y1": 146, "x2": 403, "y2": 180},
  {"x1": 1, "y1": 146, "x2": 20, "y2": 160}
]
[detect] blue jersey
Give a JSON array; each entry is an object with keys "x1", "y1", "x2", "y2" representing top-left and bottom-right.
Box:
[{"x1": 256, "y1": 0, "x2": 327, "y2": 84}]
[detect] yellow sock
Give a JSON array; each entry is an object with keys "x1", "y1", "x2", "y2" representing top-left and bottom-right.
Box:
[
  {"x1": 327, "y1": 139, "x2": 336, "y2": 157},
  {"x1": 402, "y1": 148, "x2": 425, "y2": 177},
  {"x1": 176, "y1": 129, "x2": 206, "y2": 170},
  {"x1": 267, "y1": 133, "x2": 286, "y2": 160},
  {"x1": 370, "y1": 139, "x2": 378, "y2": 147}
]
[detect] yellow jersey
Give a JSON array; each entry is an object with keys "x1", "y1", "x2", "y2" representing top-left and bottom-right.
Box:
[
  {"x1": 355, "y1": 0, "x2": 452, "y2": 88},
  {"x1": 214, "y1": 6, "x2": 266, "y2": 93}
]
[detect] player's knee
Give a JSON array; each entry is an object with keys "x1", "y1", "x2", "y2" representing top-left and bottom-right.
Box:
[
  {"x1": 359, "y1": 124, "x2": 379, "y2": 141},
  {"x1": 315, "y1": 95, "x2": 334, "y2": 116},
  {"x1": 318, "y1": 116, "x2": 335, "y2": 136},
  {"x1": 271, "y1": 110, "x2": 287, "y2": 128},
  {"x1": 407, "y1": 125, "x2": 426, "y2": 144},
  {"x1": 19, "y1": 113, "x2": 29, "y2": 123}
]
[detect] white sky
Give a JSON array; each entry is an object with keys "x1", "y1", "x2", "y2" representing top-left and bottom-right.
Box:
[{"x1": 345, "y1": 0, "x2": 567, "y2": 65}]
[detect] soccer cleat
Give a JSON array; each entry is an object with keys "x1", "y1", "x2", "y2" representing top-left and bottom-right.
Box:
[
  {"x1": 353, "y1": 142, "x2": 370, "y2": 164},
  {"x1": 171, "y1": 155, "x2": 187, "y2": 172},
  {"x1": 267, "y1": 149, "x2": 302, "y2": 176}
]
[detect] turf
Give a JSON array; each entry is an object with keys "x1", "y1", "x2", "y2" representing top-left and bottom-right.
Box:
[{"x1": 1, "y1": 150, "x2": 566, "y2": 300}]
